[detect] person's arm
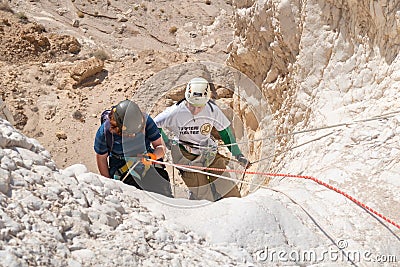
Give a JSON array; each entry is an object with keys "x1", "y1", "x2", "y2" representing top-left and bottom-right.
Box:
[
  {"x1": 218, "y1": 126, "x2": 242, "y2": 156},
  {"x1": 144, "y1": 115, "x2": 167, "y2": 159},
  {"x1": 96, "y1": 153, "x2": 110, "y2": 178},
  {"x1": 218, "y1": 126, "x2": 251, "y2": 168},
  {"x1": 150, "y1": 136, "x2": 166, "y2": 160},
  {"x1": 94, "y1": 124, "x2": 111, "y2": 177},
  {"x1": 158, "y1": 128, "x2": 171, "y2": 148}
]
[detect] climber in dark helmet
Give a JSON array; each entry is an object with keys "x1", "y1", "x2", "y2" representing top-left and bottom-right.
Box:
[
  {"x1": 154, "y1": 77, "x2": 251, "y2": 201},
  {"x1": 94, "y1": 99, "x2": 173, "y2": 197}
]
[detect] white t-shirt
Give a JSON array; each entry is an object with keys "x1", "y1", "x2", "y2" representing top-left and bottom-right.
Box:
[{"x1": 154, "y1": 101, "x2": 230, "y2": 155}]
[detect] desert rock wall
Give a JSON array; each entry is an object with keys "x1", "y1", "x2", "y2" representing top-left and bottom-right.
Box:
[
  {"x1": 228, "y1": 0, "x2": 400, "y2": 170},
  {"x1": 228, "y1": 0, "x2": 400, "y2": 228}
]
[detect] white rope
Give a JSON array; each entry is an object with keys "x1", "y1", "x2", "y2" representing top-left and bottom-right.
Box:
[
  {"x1": 167, "y1": 110, "x2": 400, "y2": 151},
  {"x1": 121, "y1": 161, "x2": 140, "y2": 182},
  {"x1": 222, "y1": 110, "x2": 400, "y2": 147},
  {"x1": 149, "y1": 158, "x2": 270, "y2": 189},
  {"x1": 251, "y1": 131, "x2": 335, "y2": 164}
]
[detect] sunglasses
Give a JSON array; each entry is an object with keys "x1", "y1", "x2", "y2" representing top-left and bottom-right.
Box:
[{"x1": 109, "y1": 106, "x2": 145, "y2": 137}]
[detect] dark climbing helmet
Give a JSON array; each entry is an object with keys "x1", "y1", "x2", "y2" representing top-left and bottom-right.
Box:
[{"x1": 112, "y1": 99, "x2": 145, "y2": 135}]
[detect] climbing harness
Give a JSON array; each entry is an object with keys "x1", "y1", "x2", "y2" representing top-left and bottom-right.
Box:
[
  {"x1": 170, "y1": 140, "x2": 218, "y2": 170},
  {"x1": 121, "y1": 161, "x2": 142, "y2": 182},
  {"x1": 202, "y1": 144, "x2": 218, "y2": 167},
  {"x1": 114, "y1": 155, "x2": 151, "y2": 182}
]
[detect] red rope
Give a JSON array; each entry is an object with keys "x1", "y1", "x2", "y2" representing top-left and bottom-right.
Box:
[{"x1": 157, "y1": 161, "x2": 400, "y2": 230}]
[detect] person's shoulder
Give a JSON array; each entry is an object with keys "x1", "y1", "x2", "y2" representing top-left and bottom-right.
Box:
[
  {"x1": 208, "y1": 99, "x2": 218, "y2": 108},
  {"x1": 96, "y1": 122, "x2": 106, "y2": 135},
  {"x1": 173, "y1": 101, "x2": 185, "y2": 109},
  {"x1": 154, "y1": 101, "x2": 184, "y2": 122},
  {"x1": 206, "y1": 101, "x2": 228, "y2": 120},
  {"x1": 94, "y1": 123, "x2": 107, "y2": 146},
  {"x1": 164, "y1": 102, "x2": 182, "y2": 114},
  {"x1": 205, "y1": 100, "x2": 221, "y2": 112},
  {"x1": 144, "y1": 113, "x2": 155, "y2": 124}
]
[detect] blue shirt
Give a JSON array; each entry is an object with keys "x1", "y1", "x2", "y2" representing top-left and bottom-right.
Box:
[{"x1": 94, "y1": 114, "x2": 161, "y2": 157}]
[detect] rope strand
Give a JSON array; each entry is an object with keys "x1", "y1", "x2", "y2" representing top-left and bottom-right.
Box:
[
  {"x1": 150, "y1": 159, "x2": 400, "y2": 230},
  {"x1": 221, "y1": 109, "x2": 400, "y2": 148},
  {"x1": 154, "y1": 110, "x2": 400, "y2": 230}
]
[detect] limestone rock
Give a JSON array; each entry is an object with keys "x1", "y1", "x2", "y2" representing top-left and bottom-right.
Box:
[
  {"x1": 55, "y1": 131, "x2": 67, "y2": 140},
  {"x1": 0, "y1": 99, "x2": 15, "y2": 125},
  {"x1": 70, "y1": 57, "x2": 104, "y2": 86}
]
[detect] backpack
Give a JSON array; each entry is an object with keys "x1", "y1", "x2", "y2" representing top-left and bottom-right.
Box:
[
  {"x1": 100, "y1": 109, "x2": 113, "y2": 152},
  {"x1": 100, "y1": 109, "x2": 111, "y2": 125}
]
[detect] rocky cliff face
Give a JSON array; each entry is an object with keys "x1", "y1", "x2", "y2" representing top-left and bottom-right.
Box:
[
  {"x1": 0, "y1": 0, "x2": 235, "y2": 172},
  {"x1": 228, "y1": 0, "x2": 400, "y2": 167},
  {"x1": 0, "y1": 118, "x2": 253, "y2": 266},
  {"x1": 0, "y1": 0, "x2": 399, "y2": 265},
  {"x1": 228, "y1": 0, "x2": 400, "y2": 244}
]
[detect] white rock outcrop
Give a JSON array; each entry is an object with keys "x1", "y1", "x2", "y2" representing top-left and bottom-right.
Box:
[
  {"x1": 227, "y1": 0, "x2": 400, "y2": 262},
  {"x1": 0, "y1": 118, "x2": 256, "y2": 266},
  {"x1": 2, "y1": 117, "x2": 398, "y2": 266},
  {"x1": 0, "y1": 99, "x2": 14, "y2": 126},
  {"x1": 1, "y1": 0, "x2": 399, "y2": 266}
]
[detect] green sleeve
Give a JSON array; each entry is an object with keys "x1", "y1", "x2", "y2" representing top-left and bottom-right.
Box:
[
  {"x1": 218, "y1": 127, "x2": 242, "y2": 156},
  {"x1": 159, "y1": 128, "x2": 169, "y2": 144}
]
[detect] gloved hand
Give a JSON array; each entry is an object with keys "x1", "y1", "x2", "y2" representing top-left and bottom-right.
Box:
[
  {"x1": 235, "y1": 154, "x2": 251, "y2": 169},
  {"x1": 164, "y1": 139, "x2": 172, "y2": 150},
  {"x1": 141, "y1": 153, "x2": 157, "y2": 166}
]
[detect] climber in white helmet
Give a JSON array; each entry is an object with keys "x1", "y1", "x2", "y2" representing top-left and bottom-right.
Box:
[{"x1": 154, "y1": 77, "x2": 251, "y2": 201}]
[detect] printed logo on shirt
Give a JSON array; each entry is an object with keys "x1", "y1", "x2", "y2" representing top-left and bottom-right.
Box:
[
  {"x1": 200, "y1": 123, "x2": 212, "y2": 135},
  {"x1": 179, "y1": 126, "x2": 200, "y2": 135}
]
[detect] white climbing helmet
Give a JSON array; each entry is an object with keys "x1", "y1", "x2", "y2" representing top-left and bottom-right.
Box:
[{"x1": 185, "y1": 77, "x2": 211, "y2": 106}]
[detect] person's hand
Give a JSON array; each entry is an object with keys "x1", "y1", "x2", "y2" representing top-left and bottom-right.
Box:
[
  {"x1": 141, "y1": 153, "x2": 157, "y2": 166},
  {"x1": 165, "y1": 139, "x2": 172, "y2": 150},
  {"x1": 235, "y1": 154, "x2": 251, "y2": 169}
]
